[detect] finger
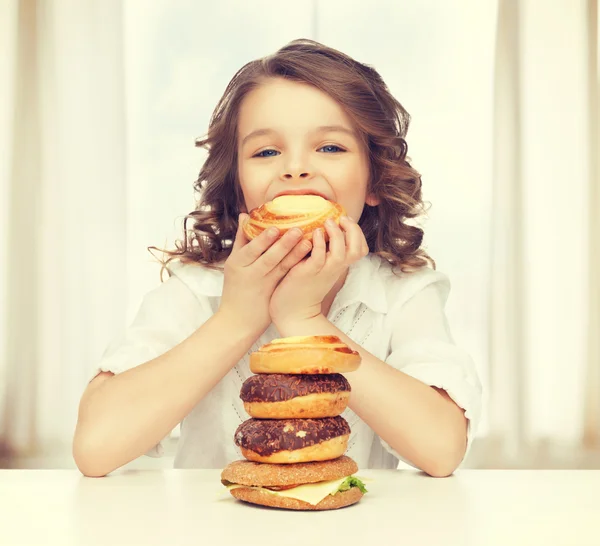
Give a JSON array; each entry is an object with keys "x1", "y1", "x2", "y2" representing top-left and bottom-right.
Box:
[
  {"x1": 305, "y1": 227, "x2": 327, "y2": 270},
  {"x1": 267, "y1": 238, "x2": 313, "y2": 282},
  {"x1": 255, "y1": 227, "x2": 304, "y2": 272},
  {"x1": 231, "y1": 213, "x2": 250, "y2": 254},
  {"x1": 236, "y1": 225, "x2": 281, "y2": 266},
  {"x1": 324, "y1": 219, "x2": 346, "y2": 263},
  {"x1": 339, "y1": 215, "x2": 369, "y2": 260}
]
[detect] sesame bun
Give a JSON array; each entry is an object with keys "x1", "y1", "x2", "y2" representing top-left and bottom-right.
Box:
[
  {"x1": 240, "y1": 373, "x2": 351, "y2": 419},
  {"x1": 243, "y1": 195, "x2": 345, "y2": 241},
  {"x1": 250, "y1": 335, "x2": 361, "y2": 375},
  {"x1": 229, "y1": 485, "x2": 363, "y2": 511},
  {"x1": 234, "y1": 417, "x2": 350, "y2": 464},
  {"x1": 221, "y1": 455, "x2": 358, "y2": 487}
]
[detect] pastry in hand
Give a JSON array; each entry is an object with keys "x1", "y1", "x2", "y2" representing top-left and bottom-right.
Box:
[
  {"x1": 249, "y1": 335, "x2": 361, "y2": 374},
  {"x1": 242, "y1": 194, "x2": 345, "y2": 240},
  {"x1": 240, "y1": 373, "x2": 351, "y2": 419}
]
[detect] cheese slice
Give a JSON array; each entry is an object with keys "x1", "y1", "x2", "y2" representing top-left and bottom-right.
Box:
[{"x1": 227, "y1": 476, "x2": 348, "y2": 506}]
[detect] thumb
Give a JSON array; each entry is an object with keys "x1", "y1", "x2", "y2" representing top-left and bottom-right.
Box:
[{"x1": 232, "y1": 213, "x2": 249, "y2": 251}]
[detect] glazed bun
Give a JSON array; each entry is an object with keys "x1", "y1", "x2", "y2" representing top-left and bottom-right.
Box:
[
  {"x1": 249, "y1": 335, "x2": 361, "y2": 375},
  {"x1": 240, "y1": 373, "x2": 351, "y2": 419},
  {"x1": 242, "y1": 195, "x2": 345, "y2": 241},
  {"x1": 234, "y1": 416, "x2": 350, "y2": 464}
]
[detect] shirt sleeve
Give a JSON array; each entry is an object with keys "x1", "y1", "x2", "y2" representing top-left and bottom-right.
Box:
[
  {"x1": 380, "y1": 272, "x2": 483, "y2": 469},
  {"x1": 90, "y1": 270, "x2": 213, "y2": 457}
]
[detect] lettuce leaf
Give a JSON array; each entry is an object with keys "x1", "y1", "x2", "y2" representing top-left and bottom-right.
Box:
[{"x1": 336, "y1": 476, "x2": 368, "y2": 494}]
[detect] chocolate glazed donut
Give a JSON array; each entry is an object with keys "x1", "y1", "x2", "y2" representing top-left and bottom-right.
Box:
[
  {"x1": 235, "y1": 416, "x2": 351, "y2": 464},
  {"x1": 240, "y1": 374, "x2": 351, "y2": 419}
]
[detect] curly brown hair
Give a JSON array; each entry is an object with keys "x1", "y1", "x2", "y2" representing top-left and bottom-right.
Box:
[{"x1": 151, "y1": 39, "x2": 434, "y2": 276}]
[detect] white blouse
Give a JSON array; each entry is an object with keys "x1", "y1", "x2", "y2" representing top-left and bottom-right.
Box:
[{"x1": 93, "y1": 253, "x2": 482, "y2": 470}]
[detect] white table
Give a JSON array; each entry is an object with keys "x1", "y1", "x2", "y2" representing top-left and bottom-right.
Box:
[{"x1": 0, "y1": 469, "x2": 598, "y2": 546}]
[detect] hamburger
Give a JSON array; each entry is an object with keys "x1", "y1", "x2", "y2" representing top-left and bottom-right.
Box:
[{"x1": 221, "y1": 456, "x2": 367, "y2": 511}]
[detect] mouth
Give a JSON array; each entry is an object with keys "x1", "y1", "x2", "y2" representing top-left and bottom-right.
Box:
[{"x1": 272, "y1": 190, "x2": 330, "y2": 201}]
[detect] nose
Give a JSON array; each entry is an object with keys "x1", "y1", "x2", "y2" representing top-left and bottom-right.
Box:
[
  {"x1": 282, "y1": 171, "x2": 311, "y2": 180},
  {"x1": 280, "y1": 151, "x2": 314, "y2": 181}
]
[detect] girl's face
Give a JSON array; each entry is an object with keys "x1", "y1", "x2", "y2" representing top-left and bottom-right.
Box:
[{"x1": 236, "y1": 78, "x2": 379, "y2": 221}]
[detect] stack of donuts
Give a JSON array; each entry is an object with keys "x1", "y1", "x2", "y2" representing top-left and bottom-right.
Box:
[
  {"x1": 235, "y1": 335, "x2": 361, "y2": 463},
  {"x1": 221, "y1": 335, "x2": 367, "y2": 511}
]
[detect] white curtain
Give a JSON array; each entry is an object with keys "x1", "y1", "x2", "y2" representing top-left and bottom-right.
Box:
[
  {"x1": 1, "y1": 0, "x2": 598, "y2": 468},
  {"x1": 483, "y1": 0, "x2": 600, "y2": 467},
  {"x1": 0, "y1": 0, "x2": 128, "y2": 457}
]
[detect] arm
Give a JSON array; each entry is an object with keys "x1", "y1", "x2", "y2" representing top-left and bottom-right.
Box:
[
  {"x1": 274, "y1": 307, "x2": 469, "y2": 478},
  {"x1": 74, "y1": 213, "x2": 313, "y2": 478},
  {"x1": 73, "y1": 309, "x2": 261, "y2": 478},
  {"x1": 268, "y1": 217, "x2": 476, "y2": 477}
]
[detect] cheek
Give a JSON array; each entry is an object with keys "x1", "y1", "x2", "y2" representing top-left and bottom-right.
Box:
[
  {"x1": 332, "y1": 162, "x2": 369, "y2": 196},
  {"x1": 238, "y1": 163, "x2": 269, "y2": 211},
  {"x1": 330, "y1": 164, "x2": 369, "y2": 219}
]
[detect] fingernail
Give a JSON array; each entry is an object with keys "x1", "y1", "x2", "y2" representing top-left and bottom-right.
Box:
[
  {"x1": 267, "y1": 227, "x2": 279, "y2": 237},
  {"x1": 288, "y1": 228, "x2": 303, "y2": 238},
  {"x1": 325, "y1": 219, "x2": 336, "y2": 227}
]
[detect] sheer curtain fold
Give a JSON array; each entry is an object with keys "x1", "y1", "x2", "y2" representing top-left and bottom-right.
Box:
[
  {"x1": 583, "y1": 0, "x2": 600, "y2": 449},
  {"x1": 488, "y1": 0, "x2": 527, "y2": 459},
  {"x1": 1, "y1": 0, "x2": 40, "y2": 457},
  {"x1": 1, "y1": 0, "x2": 128, "y2": 456}
]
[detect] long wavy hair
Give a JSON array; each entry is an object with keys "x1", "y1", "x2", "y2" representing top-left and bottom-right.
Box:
[{"x1": 152, "y1": 39, "x2": 434, "y2": 276}]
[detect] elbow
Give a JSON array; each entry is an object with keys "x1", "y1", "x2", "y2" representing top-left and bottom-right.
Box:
[
  {"x1": 424, "y1": 459, "x2": 460, "y2": 478},
  {"x1": 72, "y1": 429, "x2": 116, "y2": 478},
  {"x1": 423, "y1": 438, "x2": 468, "y2": 478},
  {"x1": 73, "y1": 454, "x2": 110, "y2": 478},
  {"x1": 425, "y1": 407, "x2": 469, "y2": 478}
]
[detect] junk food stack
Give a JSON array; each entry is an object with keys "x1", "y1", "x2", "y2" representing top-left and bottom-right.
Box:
[{"x1": 221, "y1": 335, "x2": 368, "y2": 511}]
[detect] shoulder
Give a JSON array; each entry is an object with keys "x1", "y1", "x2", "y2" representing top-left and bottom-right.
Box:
[
  {"x1": 165, "y1": 259, "x2": 225, "y2": 299},
  {"x1": 367, "y1": 254, "x2": 451, "y2": 311}
]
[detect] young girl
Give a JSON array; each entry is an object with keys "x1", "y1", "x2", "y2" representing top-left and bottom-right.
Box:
[{"x1": 73, "y1": 39, "x2": 482, "y2": 478}]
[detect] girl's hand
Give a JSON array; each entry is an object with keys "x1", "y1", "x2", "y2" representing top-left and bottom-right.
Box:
[
  {"x1": 269, "y1": 216, "x2": 369, "y2": 330},
  {"x1": 219, "y1": 213, "x2": 313, "y2": 336}
]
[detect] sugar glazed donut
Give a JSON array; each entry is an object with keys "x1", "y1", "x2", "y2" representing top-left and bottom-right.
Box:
[{"x1": 249, "y1": 335, "x2": 361, "y2": 375}]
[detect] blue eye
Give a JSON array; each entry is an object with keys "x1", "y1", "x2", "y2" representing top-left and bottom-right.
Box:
[
  {"x1": 254, "y1": 149, "x2": 279, "y2": 158},
  {"x1": 253, "y1": 145, "x2": 345, "y2": 158},
  {"x1": 319, "y1": 145, "x2": 345, "y2": 153}
]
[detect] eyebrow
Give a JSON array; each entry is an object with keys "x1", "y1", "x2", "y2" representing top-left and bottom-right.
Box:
[{"x1": 241, "y1": 125, "x2": 357, "y2": 147}]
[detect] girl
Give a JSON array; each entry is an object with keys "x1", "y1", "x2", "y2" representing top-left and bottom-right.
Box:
[{"x1": 73, "y1": 39, "x2": 482, "y2": 478}]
